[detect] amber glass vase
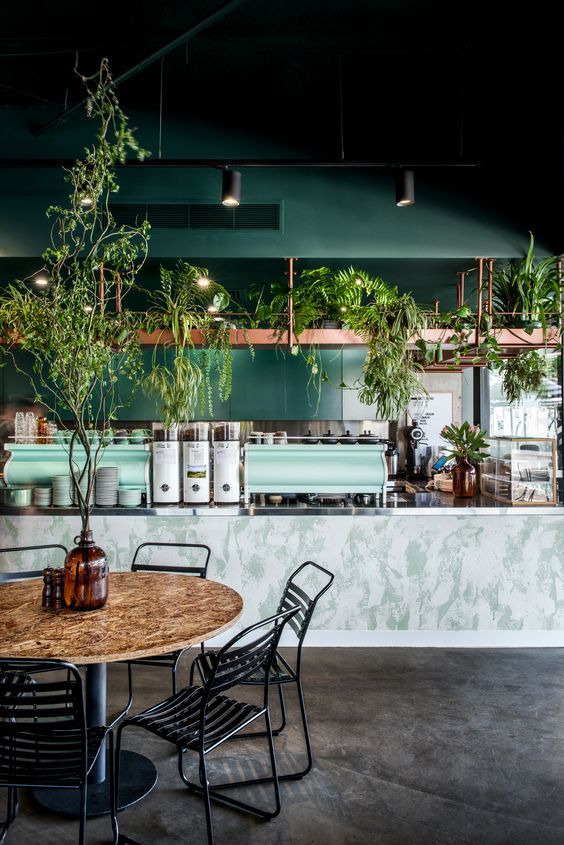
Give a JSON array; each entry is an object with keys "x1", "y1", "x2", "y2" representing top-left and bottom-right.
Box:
[
  {"x1": 64, "y1": 530, "x2": 109, "y2": 611},
  {"x1": 452, "y1": 457, "x2": 477, "y2": 498}
]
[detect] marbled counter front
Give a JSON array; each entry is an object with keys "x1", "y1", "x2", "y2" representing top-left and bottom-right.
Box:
[{"x1": 2, "y1": 496, "x2": 563, "y2": 647}]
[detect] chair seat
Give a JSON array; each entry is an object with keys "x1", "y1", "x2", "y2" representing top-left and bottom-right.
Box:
[
  {"x1": 0, "y1": 725, "x2": 108, "y2": 786},
  {"x1": 125, "y1": 685, "x2": 262, "y2": 751}
]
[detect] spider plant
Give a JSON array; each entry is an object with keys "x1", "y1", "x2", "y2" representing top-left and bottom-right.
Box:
[{"x1": 497, "y1": 350, "x2": 550, "y2": 404}]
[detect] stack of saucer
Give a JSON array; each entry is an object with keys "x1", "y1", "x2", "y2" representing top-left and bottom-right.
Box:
[
  {"x1": 118, "y1": 487, "x2": 143, "y2": 508},
  {"x1": 95, "y1": 466, "x2": 119, "y2": 506},
  {"x1": 33, "y1": 486, "x2": 52, "y2": 507},
  {"x1": 51, "y1": 475, "x2": 72, "y2": 507}
]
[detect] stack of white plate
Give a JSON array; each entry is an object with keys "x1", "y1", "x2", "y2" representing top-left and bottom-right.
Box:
[
  {"x1": 52, "y1": 475, "x2": 72, "y2": 507},
  {"x1": 33, "y1": 487, "x2": 52, "y2": 507},
  {"x1": 95, "y1": 466, "x2": 119, "y2": 506},
  {"x1": 71, "y1": 472, "x2": 89, "y2": 505},
  {"x1": 118, "y1": 487, "x2": 142, "y2": 508}
]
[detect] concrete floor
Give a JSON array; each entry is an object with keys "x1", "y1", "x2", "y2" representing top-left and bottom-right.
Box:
[{"x1": 3, "y1": 648, "x2": 564, "y2": 845}]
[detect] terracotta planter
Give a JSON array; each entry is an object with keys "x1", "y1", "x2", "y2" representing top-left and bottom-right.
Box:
[
  {"x1": 452, "y1": 457, "x2": 476, "y2": 498},
  {"x1": 64, "y1": 530, "x2": 109, "y2": 611}
]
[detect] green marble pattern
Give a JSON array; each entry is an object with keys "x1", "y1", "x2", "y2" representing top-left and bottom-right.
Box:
[{"x1": 2, "y1": 513, "x2": 564, "y2": 635}]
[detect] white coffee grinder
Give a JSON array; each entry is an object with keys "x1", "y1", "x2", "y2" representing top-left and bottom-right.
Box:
[
  {"x1": 183, "y1": 422, "x2": 211, "y2": 504},
  {"x1": 213, "y1": 422, "x2": 241, "y2": 504},
  {"x1": 152, "y1": 424, "x2": 181, "y2": 503}
]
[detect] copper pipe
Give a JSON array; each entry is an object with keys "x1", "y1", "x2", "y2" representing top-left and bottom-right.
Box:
[
  {"x1": 116, "y1": 272, "x2": 122, "y2": 313},
  {"x1": 475, "y1": 257, "x2": 485, "y2": 346},
  {"x1": 99, "y1": 264, "x2": 105, "y2": 316},
  {"x1": 287, "y1": 257, "x2": 295, "y2": 348},
  {"x1": 558, "y1": 258, "x2": 563, "y2": 329},
  {"x1": 486, "y1": 257, "x2": 494, "y2": 316},
  {"x1": 456, "y1": 271, "x2": 466, "y2": 307},
  {"x1": 433, "y1": 299, "x2": 440, "y2": 315}
]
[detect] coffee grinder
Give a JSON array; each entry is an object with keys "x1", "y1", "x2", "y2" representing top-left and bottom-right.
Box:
[
  {"x1": 152, "y1": 424, "x2": 181, "y2": 503},
  {"x1": 213, "y1": 422, "x2": 241, "y2": 504},
  {"x1": 183, "y1": 422, "x2": 210, "y2": 504}
]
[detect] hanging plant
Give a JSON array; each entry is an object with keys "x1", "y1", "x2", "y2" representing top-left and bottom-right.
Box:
[
  {"x1": 143, "y1": 261, "x2": 243, "y2": 426},
  {"x1": 496, "y1": 350, "x2": 550, "y2": 404},
  {"x1": 492, "y1": 233, "x2": 560, "y2": 329}
]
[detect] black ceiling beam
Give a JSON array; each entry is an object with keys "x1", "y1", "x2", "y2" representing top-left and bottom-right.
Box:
[
  {"x1": 0, "y1": 159, "x2": 479, "y2": 169},
  {"x1": 33, "y1": 0, "x2": 250, "y2": 137}
]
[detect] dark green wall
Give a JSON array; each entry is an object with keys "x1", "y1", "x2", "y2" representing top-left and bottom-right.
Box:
[{"x1": 1, "y1": 347, "x2": 380, "y2": 422}]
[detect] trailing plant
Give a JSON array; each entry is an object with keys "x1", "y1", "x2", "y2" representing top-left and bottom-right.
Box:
[
  {"x1": 492, "y1": 232, "x2": 560, "y2": 329},
  {"x1": 344, "y1": 278, "x2": 428, "y2": 419},
  {"x1": 143, "y1": 261, "x2": 239, "y2": 426},
  {"x1": 0, "y1": 58, "x2": 150, "y2": 533},
  {"x1": 496, "y1": 350, "x2": 549, "y2": 404},
  {"x1": 440, "y1": 421, "x2": 489, "y2": 462}
]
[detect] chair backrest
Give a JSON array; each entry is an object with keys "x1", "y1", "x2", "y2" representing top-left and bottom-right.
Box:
[
  {"x1": 0, "y1": 544, "x2": 69, "y2": 583},
  {"x1": 277, "y1": 561, "x2": 334, "y2": 644},
  {"x1": 0, "y1": 659, "x2": 87, "y2": 788},
  {"x1": 131, "y1": 542, "x2": 210, "y2": 578},
  {"x1": 199, "y1": 607, "x2": 299, "y2": 700}
]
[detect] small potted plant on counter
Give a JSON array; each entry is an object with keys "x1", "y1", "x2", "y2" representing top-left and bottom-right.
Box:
[{"x1": 440, "y1": 421, "x2": 489, "y2": 498}]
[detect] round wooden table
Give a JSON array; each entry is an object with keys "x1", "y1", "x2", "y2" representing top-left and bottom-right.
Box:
[{"x1": 0, "y1": 571, "x2": 243, "y2": 816}]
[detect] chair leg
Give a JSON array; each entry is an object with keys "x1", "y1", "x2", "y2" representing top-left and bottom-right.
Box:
[
  {"x1": 287, "y1": 677, "x2": 313, "y2": 780},
  {"x1": 79, "y1": 785, "x2": 87, "y2": 845},
  {"x1": 0, "y1": 787, "x2": 18, "y2": 843},
  {"x1": 112, "y1": 726, "x2": 124, "y2": 845},
  {"x1": 108, "y1": 730, "x2": 119, "y2": 845},
  {"x1": 199, "y1": 750, "x2": 215, "y2": 845}
]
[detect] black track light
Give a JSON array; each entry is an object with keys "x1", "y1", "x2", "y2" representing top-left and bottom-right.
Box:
[
  {"x1": 221, "y1": 168, "x2": 241, "y2": 207},
  {"x1": 395, "y1": 168, "x2": 415, "y2": 207}
]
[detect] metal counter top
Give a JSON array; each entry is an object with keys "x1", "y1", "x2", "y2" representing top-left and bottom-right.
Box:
[{"x1": 0, "y1": 491, "x2": 562, "y2": 517}]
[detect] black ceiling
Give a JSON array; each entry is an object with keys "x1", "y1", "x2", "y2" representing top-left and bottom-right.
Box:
[{"x1": 0, "y1": 1, "x2": 562, "y2": 251}]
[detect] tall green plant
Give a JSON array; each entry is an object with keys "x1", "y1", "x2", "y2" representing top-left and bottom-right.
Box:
[{"x1": 0, "y1": 59, "x2": 150, "y2": 533}]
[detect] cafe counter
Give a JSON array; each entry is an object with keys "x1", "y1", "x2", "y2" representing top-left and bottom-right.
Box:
[{"x1": 1, "y1": 492, "x2": 564, "y2": 648}]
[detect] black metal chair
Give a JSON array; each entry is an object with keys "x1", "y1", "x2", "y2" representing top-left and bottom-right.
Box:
[
  {"x1": 0, "y1": 659, "x2": 116, "y2": 845},
  {"x1": 0, "y1": 544, "x2": 68, "y2": 583},
  {"x1": 121, "y1": 542, "x2": 211, "y2": 711},
  {"x1": 112, "y1": 606, "x2": 299, "y2": 845},
  {"x1": 191, "y1": 560, "x2": 334, "y2": 781}
]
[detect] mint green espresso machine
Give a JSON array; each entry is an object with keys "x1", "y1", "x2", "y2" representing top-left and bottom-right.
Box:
[
  {"x1": 243, "y1": 442, "x2": 387, "y2": 504},
  {"x1": 3, "y1": 443, "x2": 151, "y2": 499}
]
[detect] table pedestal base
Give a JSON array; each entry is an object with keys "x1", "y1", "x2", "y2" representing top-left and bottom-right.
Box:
[{"x1": 32, "y1": 751, "x2": 157, "y2": 818}]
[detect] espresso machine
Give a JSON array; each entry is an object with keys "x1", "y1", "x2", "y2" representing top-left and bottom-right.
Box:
[
  {"x1": 213, "y1": 422, "x2": 241, "y2": 504},
  {"x1": 183, "y1": 422, "x2": 210, "y2": 504},
  {"x1": 152, "y1": 424, "x2": 181, "y2": 503}
]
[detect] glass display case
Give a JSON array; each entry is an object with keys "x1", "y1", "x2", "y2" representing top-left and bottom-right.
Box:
[{"x1": 480, "y1": 437, "x2": 557, "y2": 506}]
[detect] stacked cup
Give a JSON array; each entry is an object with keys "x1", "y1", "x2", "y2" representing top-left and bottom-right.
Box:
[
  {"x1": 118, "y1": 487, "x2": 143, "y2": 508},
  {"x1": 51, "y1": 476, "x2": 73, "y2": 507},
  {"x1": 33, "y1": 487, "x2": 52, "y2": 507},
  {"x1": 95, "y1": 466, "x2": 119, "y2": 506}
]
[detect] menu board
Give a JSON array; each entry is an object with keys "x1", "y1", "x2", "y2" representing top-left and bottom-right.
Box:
[{"x1": 408, "y1": 393, "x2": 453, "y2": 459}]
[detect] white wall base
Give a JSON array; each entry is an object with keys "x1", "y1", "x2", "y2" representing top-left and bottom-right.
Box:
[{"x1": 206, "y1": 629, "x2": 564, "y2": 648}]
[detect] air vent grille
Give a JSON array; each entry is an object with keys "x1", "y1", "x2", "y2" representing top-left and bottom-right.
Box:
[{"x1": 110, "y1": 202, "x2": 281, "y2": 230}]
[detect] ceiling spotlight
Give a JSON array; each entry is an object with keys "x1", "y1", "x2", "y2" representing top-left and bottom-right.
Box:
[
  {"x1": 33, "y1": 275, "x2": 50, "y2": 287},
  {"x1": 340, "y1": 306, "x2": 347, "y2": 313},
  {"x1": 79, "y1": 194, "x2": 95, "y2": 210},
  {"x1": 84, "y1": 304, "x2": 94, "y2": 312},
  {"x1": 221, "y1": 168, "x2": 241, "y2": 207},
  {"x1": 355, "y1": 278, "x2": 363, "y2": 286},
  {"x1": 196, "y1": 276, "x2": 211, "y2": 288},
  {"x1": 207, "y1": 304, "x2": 219, "y2": 313},
  {"x1": 395, "y1": 168, "x2": 415, "y2": 207}
]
